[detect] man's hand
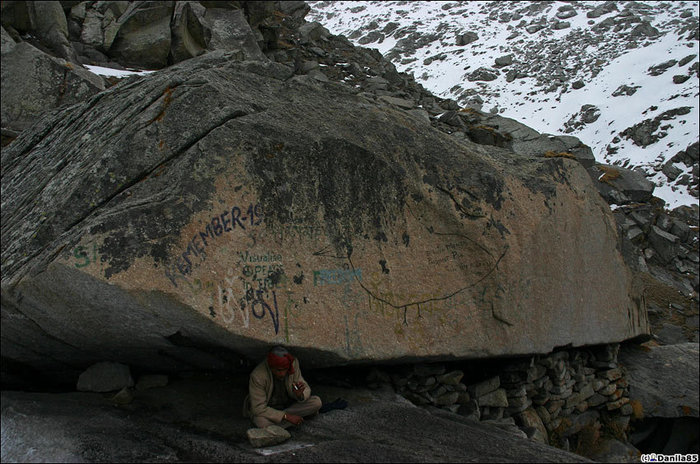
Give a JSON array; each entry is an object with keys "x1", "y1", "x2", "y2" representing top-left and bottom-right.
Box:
[
  {"x1": 292, "y1": 381, "x2": 306, "y2": 400},
  {"x1": 284, "y1": 413, "x2": 304, "y2": 425}
]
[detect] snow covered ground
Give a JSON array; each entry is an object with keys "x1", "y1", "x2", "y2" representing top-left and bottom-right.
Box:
[
  {"x1": 84, "y1": 65, "x2": 154, "y2": 78},
  {"x1": 309, "y1": 1, "x2": 699, "y2": 208}
]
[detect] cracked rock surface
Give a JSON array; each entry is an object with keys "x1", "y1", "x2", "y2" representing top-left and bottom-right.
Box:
[{"x1": 2, "y1": 47, "x2": 646, "y2": 379}]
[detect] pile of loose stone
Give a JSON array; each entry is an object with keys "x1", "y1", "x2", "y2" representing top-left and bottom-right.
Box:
[
  {"x1": 371, "y1": 343, "x2": 635, "y2": 452},
  {"x1": 613, "y1": 198, "x2": 699, "y2": 300}
]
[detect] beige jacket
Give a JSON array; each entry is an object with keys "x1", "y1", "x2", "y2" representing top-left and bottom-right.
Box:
[{"x1": 242, "y1": 357, "x2": 311, "y2": 423}]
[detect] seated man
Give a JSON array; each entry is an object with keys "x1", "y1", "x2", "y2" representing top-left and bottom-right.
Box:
[{"x1": 243, "y1": 345, "x2": 322, "y2": 428}]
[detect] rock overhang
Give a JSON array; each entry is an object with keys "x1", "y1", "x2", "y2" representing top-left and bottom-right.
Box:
[{"x1": 1, "y1": 52, "x2": 649, "y2": 374}]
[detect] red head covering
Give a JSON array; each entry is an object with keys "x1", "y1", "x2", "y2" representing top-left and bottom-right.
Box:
[{"x1": 267, "y1": 350, "x2": 295, "y2": 374}]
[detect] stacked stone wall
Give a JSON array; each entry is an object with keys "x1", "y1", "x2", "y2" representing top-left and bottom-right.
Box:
[{"x1": 373, "y1": 343, "x2": 634, "y2": 452}]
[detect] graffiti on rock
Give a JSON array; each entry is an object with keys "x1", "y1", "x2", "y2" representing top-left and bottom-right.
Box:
[
  {"x1": 268, "y1": 223, "x2": 325, "y2": 242},
  {"x1": 73, "y1": 242, "x2": 99, "y2": 268},
  {"x1": 350, "y1": 242, "x2": 509, "y2": 327},
  {"x1": 239, "y1": 250, "x2": 285, "y2": 291},
  {"x1": 215, "y1": 268, "x2": 281, "y2": 334},
  {"x1": 164, "y1": 203, "x2": 263, "y2": 287}
]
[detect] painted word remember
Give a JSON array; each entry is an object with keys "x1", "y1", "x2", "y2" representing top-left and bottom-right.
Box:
[{"x1": 165, "y1": 203, "x2": 262, "y2": 287}]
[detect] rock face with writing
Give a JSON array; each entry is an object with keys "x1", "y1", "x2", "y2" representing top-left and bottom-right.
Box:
[{"x1": 0, "y1": 50, "x2": 648, "y2": 378}]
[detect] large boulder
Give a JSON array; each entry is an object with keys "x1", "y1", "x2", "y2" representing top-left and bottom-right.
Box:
[
  {"x1": 79, "y1": 3, "x2": 128, "y2": 53},
  {"x1": 586, "y1": 164, "x2": 656, "y2": 204},
  {"x1": 619, "y1": 342, "x2": 699, "y2": 418},
  {"x1": 71, "y1": 1, "x2": 264, "y2": 69},
  {"x1": 170, "y1": 1, "x2": 210, "y2": 64},
  {"x1": 1, "y1": 39, "x2": 104, "y2": 132},
  {"x1": 202, "y1": 7, "x2": 267, "y2": 61},
  {"x1": 26, "y1": 1, "x2": 77, "y2": 61},
  {"x1": 1, "y1": 51, "x2": 648, "y2": 378},
  {"x1": 108, "y1": 1, "x2": 175, "y2": 69},
  {"x1": 460, "y1": 110, "x2": 596, "y2": 168},
  {"x1": 1, "y1": 1, "x2": 78, "y2": 62},
  {"x1": 76, "y1": 361, "x2": 134, "y2": 392}
]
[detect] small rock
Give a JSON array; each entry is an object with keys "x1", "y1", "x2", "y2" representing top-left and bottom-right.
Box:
[
  {"x1": 453, "y1": 383, "x2": 467, "y2": 392},
  {"x1": 546, "y1": 416, "x2": 563, "y2": 433},
  {"x1": 648, "y1": 226, "x2": 680, "y2": 264},
  {"x1": 556, "y1": 9, "x2": 577, "y2": 19},
  {"x1": 535, "y1": 405, "x2": 551, "y2": 424},
  {"x1": 525, "y1": 24, "x2": 546, "y2": 34},
  {"x1": 581, "y1": 104, "x2": 601, "y2": 123},
  {"x1": 612, "y1": 84, "x2": 640, "y2": 97},
  {"x1": 403, "y1": 392, "x2": 430, "y2": 405},
  {"x1": 606, "y1": 397, "x2": 630, "y2": 411},
  {"x1": 408, "y1": 377, "x2": 435, "y2": 393},
  {"x1": 247, "y1": 425, "x2": 291, "y2": 448},
  {"x1": 478, "y1": 388, "x2": 509, "y2": 408},
  {"x1": 366, "y1": 76, "x2": 389, "y2": 90},
  {"x1": 467, "y1": 376, "x2": 500, "y2": 398},
  {"x1": 435, "y1": 391, "x2": 460, "y2": 406},
  {"x1": 608, "y1": 388, "x2": 624, "y2": 401},
  {"x1": 437, "y1": 370, "x2": 464, "y2": 386},
  {"x1": 655, "y1": 323, "x2": 687, "y2": 345},
  {"x1": 648, "y1": 60, "x2": 678, "y2": 76},
  {"x1": 598, "y1": 368, "x2": 623, "y2": 382},
  {"x1": 407, "y1": 109, "x2": 431, "y2": 124},
  {"x1": 455, "y1": 32, "x2": 478, "y2": 46},
  {"x1": 515, "y1": 408, "x2": 548, "y2": 444},
  {"x1": 438, "y1": 111, "x2": 464, "y2": 128},
  {"x1": 494, "y1": 55, "x2": 513, "y2": 67},
  {"x1": 620, "y1": 403, "x2": 634, "y2": 416},
  {"x1": 506, "y1": 396, "x2": 532, "y2": 414},
  {"x1": 561, "y1": 410, "x2": 600, "y2": 437},
  {"x1": 77, "y1": 362, "x2": 134, "y2": 392},
  {"x1": 307, "y1": 69, "x2": 329, "y2": 82},
  {"x1": 481, "y1": 406, "x2": 504, "y2": 421},
  {"x1": 457, "y1": 399, "x2": 480, "y2": 420},
  {"x1": 587, "y1": 2, "x2": 618, "y2": 19},
  {"x1": 532, "y1": 391, "x2": 551, "y2": 406},
  {"x1": 505, "y1": 385, "x2": 527, "y2": 398},
  {"x1": 429, "y1": 385, "x2": 448, "y2": 398},
  {"x1": 467, "y1": 67, "x2": 499, "y2": 82},
  {"x1": 441, "y1": 404, "x2": 460, "y2": 414},
  {"x1": 592, "y1": 378, "x2": 608, "y2": 391},
  {"x1": 591, "y1": 360, "x2": 617, "y2": 369},
  {"x1": 456, "y1": 391, "x2": 471, "y2": 404},
  {"x1": 378, "y1": 96, "x2": 415, "y2": 109},
  {"x1": 679, "y1": 54, "x2": 697, "y2": 67},
  {"x1": 662, "y1": 161, "x2": 683, "y2": 181},
  {"x1": 508, "y1": 395, "x2": 531, "y2": 410},
  {"x1": 109, "y1": 387, "x2": 133, "y2": 405}
]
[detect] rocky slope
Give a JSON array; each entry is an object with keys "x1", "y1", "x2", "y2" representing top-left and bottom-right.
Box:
[{"x1": 308, "y1": 0, "x2": 700, "y2": 210}]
